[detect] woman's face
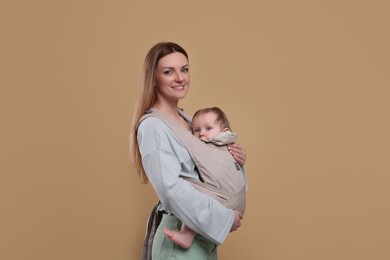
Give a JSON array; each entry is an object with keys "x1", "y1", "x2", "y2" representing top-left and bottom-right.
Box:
[{"x1": 154, "y1": 52, "x2": 190, "y2": 104}]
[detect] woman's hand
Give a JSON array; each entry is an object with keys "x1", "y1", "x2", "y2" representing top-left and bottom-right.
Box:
[
  {"x1": 230, "y1": 210, "x2": 243, "y2": 232},
  {"x1": 228, "y1": 143, "x2": 246, "y2": 167}
]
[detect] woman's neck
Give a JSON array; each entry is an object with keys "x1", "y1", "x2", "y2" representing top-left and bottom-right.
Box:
[
  {"x1": 152, "y1": 101, "x2": 190, "y2": 130},
  {"x1": 152, "y1": 101, "x2": 178, "y2": 116}
]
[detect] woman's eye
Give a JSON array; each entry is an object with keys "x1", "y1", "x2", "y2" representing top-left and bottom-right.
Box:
[
  {"x1": 182, "y1": 67, "x2": 189, "y2": 73},
  {"x1": 163, "y1": 70, "x2": 172, "y2": 75}
]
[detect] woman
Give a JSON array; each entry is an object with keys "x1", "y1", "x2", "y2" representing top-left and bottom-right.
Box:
[{"x1": 130, "y1": 42, "x2": 246, "y2": 259}]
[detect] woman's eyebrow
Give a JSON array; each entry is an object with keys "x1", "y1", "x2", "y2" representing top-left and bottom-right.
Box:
[{"x1": 162, "y1": 64, "x2": 189, "y2": 69}]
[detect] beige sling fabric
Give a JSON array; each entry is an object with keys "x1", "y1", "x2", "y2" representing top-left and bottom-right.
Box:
[
  {"x1": 140, "y1": 108, "x2": 246, "y2": 214},
  {"x1": 139, "y1": 108, "x2": 247, "y2": 259}
]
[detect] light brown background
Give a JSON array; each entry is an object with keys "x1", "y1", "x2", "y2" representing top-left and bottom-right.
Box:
[{"x1": 1, "y1": 1, "x2": 389, "y2": 259}]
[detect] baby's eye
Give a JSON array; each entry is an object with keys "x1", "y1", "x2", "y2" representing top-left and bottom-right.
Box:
[
  {"x1": 193, "y1": 129, "x2": 200, "y2": 133},
  {"x1": 206, "y1": 127, "x2": 213, "y2": 131}
]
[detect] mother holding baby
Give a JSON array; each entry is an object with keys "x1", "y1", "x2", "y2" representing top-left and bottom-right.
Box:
[{"x1": 129, "y1": 42, "x2": 246, "y2": 260}]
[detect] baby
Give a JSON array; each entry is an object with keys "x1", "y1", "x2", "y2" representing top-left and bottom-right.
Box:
[{"x1": 163, "y1": 107, "x2": 246, "y2": 249}]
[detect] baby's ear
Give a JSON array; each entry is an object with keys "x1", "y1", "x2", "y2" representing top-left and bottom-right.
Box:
[{"x1": 223, "y1": 127, "x2": 230, "y2": 132}]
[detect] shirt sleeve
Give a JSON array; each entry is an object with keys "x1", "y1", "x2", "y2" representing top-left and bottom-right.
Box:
[{"x1": 137, "y1": 117, "x2": 234, "y2": 245}]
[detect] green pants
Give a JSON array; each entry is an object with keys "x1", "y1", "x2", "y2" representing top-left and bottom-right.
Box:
[{"x1": 152, "y1": 214, "x2": 218, "y2": 260}]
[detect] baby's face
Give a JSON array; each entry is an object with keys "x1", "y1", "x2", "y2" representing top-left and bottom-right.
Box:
[{"x1": 192, "y1": 113, "x2": 223, "y2": 141}]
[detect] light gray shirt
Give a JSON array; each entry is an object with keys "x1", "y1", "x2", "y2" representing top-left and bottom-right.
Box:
[{"x1": 137, "y1": 117, "x2": 234, "y2": 245}]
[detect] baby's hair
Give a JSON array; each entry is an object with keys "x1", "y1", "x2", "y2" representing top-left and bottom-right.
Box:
[{"x1": 193, "y1": 107, "x2": 231, "y2": 130}]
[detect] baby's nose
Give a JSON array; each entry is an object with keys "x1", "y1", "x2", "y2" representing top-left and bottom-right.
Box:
[{"x1": 199, "y1": 136, "x2": 207, "y2": 141}]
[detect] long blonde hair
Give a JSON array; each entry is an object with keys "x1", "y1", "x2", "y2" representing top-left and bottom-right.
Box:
[{"x1": 129, "y1": 42, "x2": 189, "y2": 184}]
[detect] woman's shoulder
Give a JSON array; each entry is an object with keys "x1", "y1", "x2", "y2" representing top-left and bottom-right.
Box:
[
  {"x1": 139, "y1": 115, "x2": 166, "y2": 128},
  {"x1": 137, "y1": 116, "x2": 173, "y2": 136},
  {"x1": 137, "y1": 115, "x2": 185, "y2": 151}
]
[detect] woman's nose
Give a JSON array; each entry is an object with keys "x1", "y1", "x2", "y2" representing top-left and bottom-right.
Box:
[{"x1": 175, "y1": 72, "x2": 184, "y2": 82}]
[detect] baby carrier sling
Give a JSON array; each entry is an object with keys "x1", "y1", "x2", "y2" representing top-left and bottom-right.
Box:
[
  {"x1": 140, "y1": 108, "x2": 246, "y2": 214},
  {"x1": 139, "y1": 108, "x2": 247, "y2": 260}
]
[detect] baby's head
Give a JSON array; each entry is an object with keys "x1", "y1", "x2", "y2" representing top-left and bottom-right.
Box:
[{"x1": 192, "y1": 107, "x2": 231, "y2": 141}]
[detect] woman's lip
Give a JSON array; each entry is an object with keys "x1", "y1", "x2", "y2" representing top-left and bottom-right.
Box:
[{"x1": 172, "y1": 85, "x2": 185, "y2": 89}]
